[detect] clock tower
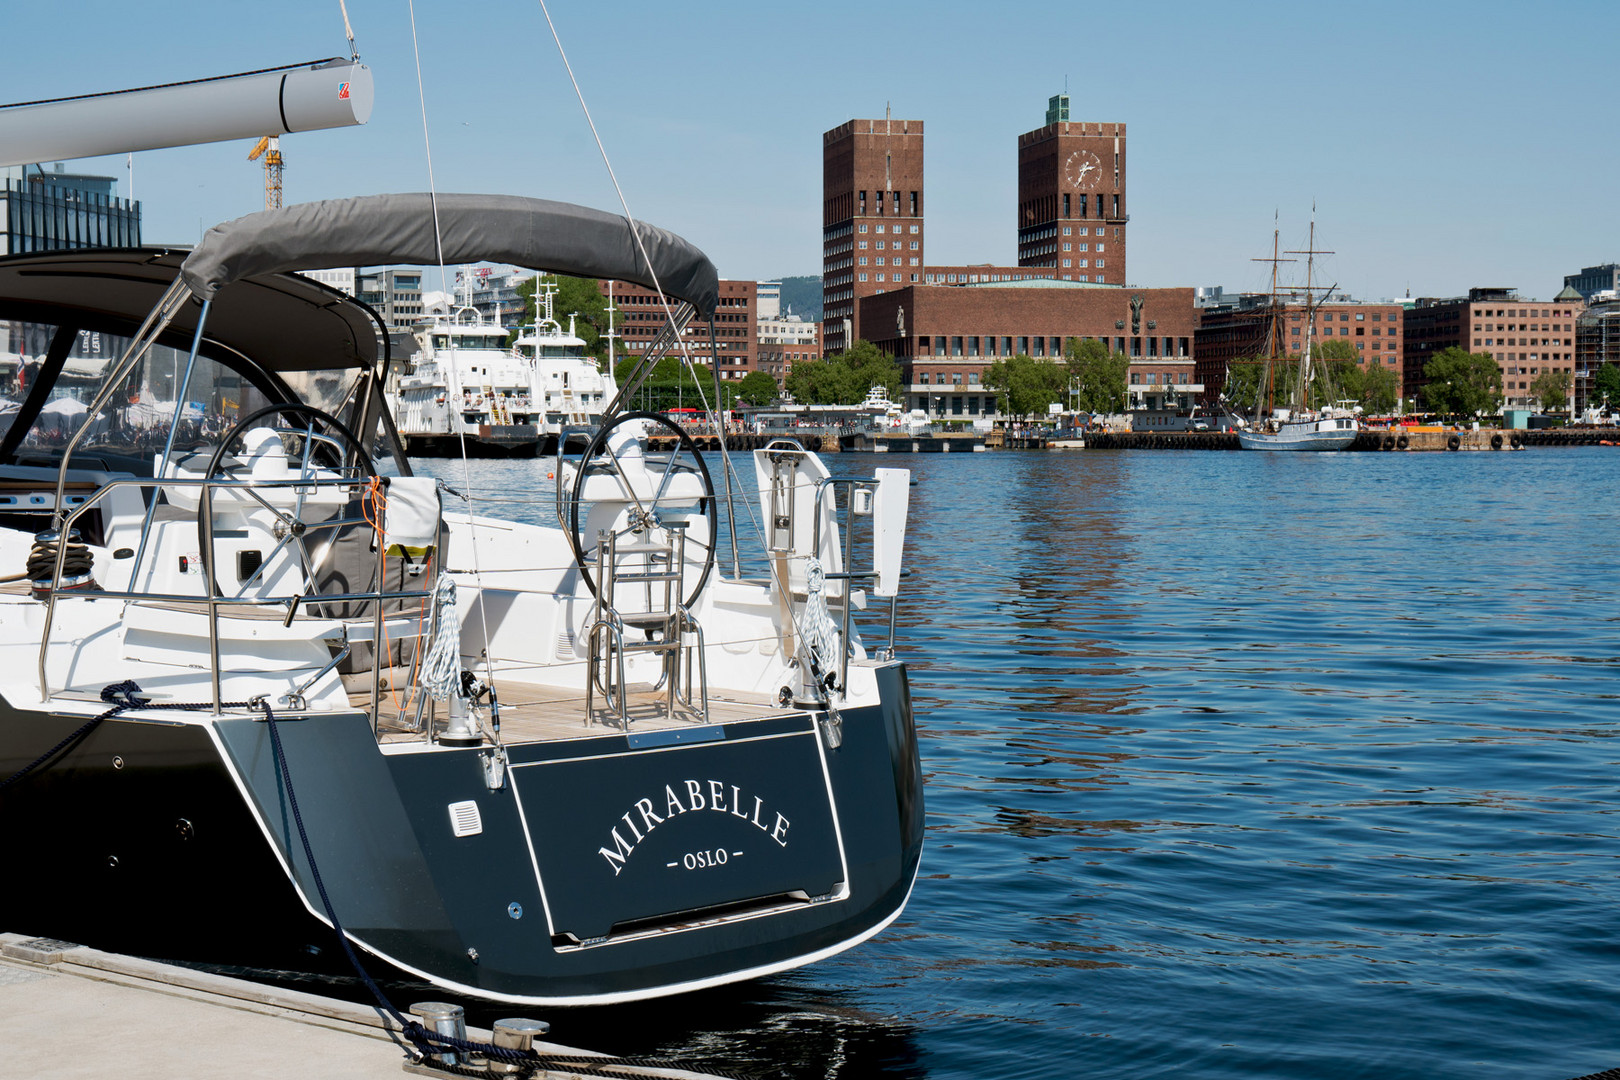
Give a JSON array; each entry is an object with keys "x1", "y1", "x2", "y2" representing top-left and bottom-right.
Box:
[{"x1": 1017, "y1": 95, "x2": 1126, "y2": 285}]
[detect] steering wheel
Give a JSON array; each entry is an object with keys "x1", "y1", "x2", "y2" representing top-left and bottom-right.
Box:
[
  {"x1": 564, "y1": 410, "x2": 717, "y2": 609},
  {"x1": 196, "y1": 403, "x2": 375, "y2": 598}
]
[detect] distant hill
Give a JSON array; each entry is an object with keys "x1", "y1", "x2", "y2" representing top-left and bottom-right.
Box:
[{"x1": 777, "y1": 276, "x2": 821, "y2": 323}]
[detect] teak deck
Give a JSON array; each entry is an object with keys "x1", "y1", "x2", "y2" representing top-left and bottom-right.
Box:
[{"x1": 367, "y1": 680, "x2": 795, "y2": 745}]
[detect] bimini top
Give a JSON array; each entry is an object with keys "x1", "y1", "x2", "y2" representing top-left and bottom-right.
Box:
[{"x1": 181, "y1": 193, "x2": 721, "y2": 319}]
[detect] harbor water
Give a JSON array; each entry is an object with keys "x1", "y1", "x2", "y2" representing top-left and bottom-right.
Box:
[{"x1": 411, "y1": 446, "x2": 1620, "y2": 1079}]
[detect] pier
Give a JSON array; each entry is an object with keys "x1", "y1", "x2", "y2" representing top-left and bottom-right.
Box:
[{"x1": 1, "y1": 933, "x2": 731, "y2": 1080}]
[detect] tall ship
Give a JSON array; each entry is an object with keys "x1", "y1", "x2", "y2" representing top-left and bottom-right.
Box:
[
  {"x1": 1237, "y1": 219, "x2": 1360, "y2": 452},
  {"x1": 511, "y1": 276, "x2": 618, "y2": 453},
  {"x1": 0, "y1": 192, "x2": 925, "y2": 1008},
  {"x1": 393, "y1": 284, "x2": 539, "y2": 458}
]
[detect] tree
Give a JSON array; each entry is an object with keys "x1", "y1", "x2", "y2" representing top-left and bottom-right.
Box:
[
  {"x1": 1530, "y1": 369, "x2": 1571, "y2": 413},
  {"x1": 783, "y1": 340, "x2": 901, "y2": 405},
  {"x1": 613, "y1": 355, "x2": 731, "y2": 413},
  {"x1": 1358, "y1": 362, "x2": 1400, "y2": 414},
  {"x1": 1420, "y1": 347, "x2": 1502, "y2": 418},
  {"x1": 1593, "y1": 363, "x2": 1620, "y2": 412},
  {"x1": 982, "y1": 353, "x2": 1067, "y2": 420},
  {"x1": 733, "y1": 370, "x2": 780, "y2": 408},
  {"x1": 1064, "y1": 337, "x2": 1130, "y2": 413},
  {"x1": 515, "y1": 274, "x2": 620, "y2": 365}
]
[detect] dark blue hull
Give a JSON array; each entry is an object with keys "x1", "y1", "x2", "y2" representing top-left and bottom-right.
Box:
[{"x1": 0, "y1": 663, "x2": 922, "y2": 1004}]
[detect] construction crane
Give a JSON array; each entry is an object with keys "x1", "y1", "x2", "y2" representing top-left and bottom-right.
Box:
[{"x1": 247, "y1": 135, "x2": 283, "y2": 210}]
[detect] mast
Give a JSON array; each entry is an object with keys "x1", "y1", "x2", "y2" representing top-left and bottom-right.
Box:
[
  {"x1": 1285, "y1": 212, "x2": 1336, "y2": 415},
  {"x1": 1250, "y1": 218, "x2": 1295, "y2": 421}
]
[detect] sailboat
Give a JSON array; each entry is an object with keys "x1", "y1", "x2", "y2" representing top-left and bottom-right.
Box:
[
  {"x1": 0, "y1": 32, "x2": 924, "y2": 1009},
  {"x1": 1237, "y1": 219, "x2": 1359, "y2": 452}
]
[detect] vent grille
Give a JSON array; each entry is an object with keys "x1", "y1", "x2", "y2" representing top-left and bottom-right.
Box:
[{"x1": 447, "y1": 800, "x2": 483, "y2": 838}]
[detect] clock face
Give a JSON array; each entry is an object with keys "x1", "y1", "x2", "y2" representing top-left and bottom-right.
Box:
[{"x1": 1065, "y1": 149, "x2": 1103, "y2": 190}]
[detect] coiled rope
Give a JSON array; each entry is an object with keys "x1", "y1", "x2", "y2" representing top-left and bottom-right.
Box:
[
  {"x1": 801, "y1": 556, "x2": 842, "y2": 689},
  {"x1": 25, "y1": 529, "x2": 94, "y2": 589},
  {"x1": 420, "y1": 574, "x2": 462, "y2": 702}
]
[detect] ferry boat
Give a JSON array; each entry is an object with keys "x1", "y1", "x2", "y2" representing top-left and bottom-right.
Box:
[
  {"x1": 393, "y1": 300, "x2": 540, "y2": 458},
  {"x1": 0, "y1": 193, "x2": 924, "y2": 1005},
  {"x1": 511, "y1": 277, "x2": 618, "y2": 453}
]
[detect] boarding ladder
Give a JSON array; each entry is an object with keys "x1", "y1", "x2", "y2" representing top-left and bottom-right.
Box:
[{"x1": 585, "y1": 524, "x2": 708, "y2": 726}]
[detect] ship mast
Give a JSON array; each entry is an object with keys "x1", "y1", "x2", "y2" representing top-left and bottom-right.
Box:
[
  {"x1": 1250, "y1": 218, "x2": 1295, "y2": 420},
  {"x1": 1284, "y1": 212, "x2": 1337, "y2": 414}
]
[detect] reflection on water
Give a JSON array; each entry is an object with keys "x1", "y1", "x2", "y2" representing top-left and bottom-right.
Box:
[{"x1": 387, "y1": 448, "x2": 1620, "y2": 1079}]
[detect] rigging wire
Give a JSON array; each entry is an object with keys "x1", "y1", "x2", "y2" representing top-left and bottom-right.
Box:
[
  {"x1": 533, "y1": 0, "x2": 831, "y2": 668},
  {"x1": 407, "y1": 0, "x2": 499, "y2": 723},
  {"x1": 334, "y1": 0, "x2": 360, "y2": 61}
]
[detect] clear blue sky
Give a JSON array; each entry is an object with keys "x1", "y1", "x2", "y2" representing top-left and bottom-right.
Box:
[{"x1": 4, "y1": 0, "x2": 1614, "y2": 302}]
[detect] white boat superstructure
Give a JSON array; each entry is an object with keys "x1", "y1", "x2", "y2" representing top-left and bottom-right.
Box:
[
  {"x1": 394, "y1": 303, "x2": 539, "y2": 457},
  {"x1": 512, "y1": 277, "x2": 617, "y2": 449}
]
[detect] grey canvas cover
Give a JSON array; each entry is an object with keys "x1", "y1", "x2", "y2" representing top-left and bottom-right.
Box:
[{"x1": 181, "y1": 193, "x2": 720, "y2": 318}]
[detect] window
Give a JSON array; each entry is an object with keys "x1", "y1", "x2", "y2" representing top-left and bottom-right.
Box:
[
  {"x1": 1078, "y1": 259, "x2": 1088, "y2": 268},
  {"x1": 967, "y1": 337, "x2": 980, "y2": 357},
  {"x1": 1063, "y1": 243, "x2": 1072, "y2": 252},
  {"x1": 858, "y1": 224, "x2": 867, "y2": 233},
  {"x1": 858, "y1": 273, "x2": 868, "y2": 281},
  {"x1": 970, "y1": 371, "x2": 981, "y2": 385},
  {"x1": 1063, "y1": 226, "x2": 1073, "y2": 236},
  {"x1": 917, "y1": 371, "x2": 929, "y2": 385},
  {"x1": 910, "y1": 224, "x2": 919, "y2": 233},
  {"x1": 934, "y1": 336, "x2": 946, "y2": 355},
  {"x1": 1096, "y1": 260, "x2": 1105, "y2": 269},
  {"x1": 951, "y1": 336, "x2": 963, "y2": 357},
  {"x1": 1018, "y1": 336, "x2": 1029, "y2": 354},
  {"x1": 952, "y1": 372, "x2": 963, "y2": 385},
  {"x1": 1062, "y1": 259, "x2": 1072, "y2": 267},
  {"x1": 858, "y1": 257, "x2": 867, "y2": 266},
  {"x1": 910, "y1": 241, "x2": 919, "y2": 250},
  {"x1": 876, "y1": 224, "x2": 885, "y2": 234},
  {"x1": 1356, "y1": 313, "x2": 1365, "y2": 321}
]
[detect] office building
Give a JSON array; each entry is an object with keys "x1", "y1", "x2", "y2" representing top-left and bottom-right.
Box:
[
  {"x1": 1195, "y1": 297, "x2": 1407, "y2": 407},
  {"x1": 821, "y1": 117, "x2": 925, "y2": 355},
  {"x1": 0, "y1": 163, "x2": 140, "y2": 255},
  {"x1": 1563, "y1": 263, "x2": 1620, "y2": 302},
  {"x1": 1402, "y1": 287, "x2": 1582, "y2": 410},
  {"x1": 607, "y1": 279, "x2": 759, "y2": 380}
]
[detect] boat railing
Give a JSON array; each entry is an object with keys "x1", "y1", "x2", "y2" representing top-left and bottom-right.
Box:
[
  {"x1": 811, "y1": 475, "x2": 900, "y2": 689},
  {"x1": 35, "y1": 473, "x2": 433, "y2": 719}
]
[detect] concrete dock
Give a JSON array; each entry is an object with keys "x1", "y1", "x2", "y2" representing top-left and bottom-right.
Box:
[{"x1": 1, "y1": 932, "x2": 728, "y2": 1080}]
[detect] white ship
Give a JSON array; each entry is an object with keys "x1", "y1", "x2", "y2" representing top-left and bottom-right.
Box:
[
  {"x1": 511, "y1": 277, "x2": 617, "y2": 452},
  {"x1": 394, "y1": 295, "x2": 539, "y2": 458}
]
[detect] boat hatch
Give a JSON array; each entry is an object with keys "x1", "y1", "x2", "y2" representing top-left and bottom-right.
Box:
[{"x1": 512, "y1": 722, "x2": 844, "y2": 944}]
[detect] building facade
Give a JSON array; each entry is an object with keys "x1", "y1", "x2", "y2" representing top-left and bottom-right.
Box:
[
  {"x1": 1575, "y1": 299, "x2": 1620, "y2": 413},
  {"x1": 1016, "y1": 96, "x2": 1126, "y2": 285},
  {"x1": 855, "y1": 281, "x2": 1198, "y2": 419},
  {"x1": 1564, "y1": 263, "x2": 1620, "y2": 302},
  {"x1": 1194, "y1": 296, "x2": 1407, "y2": 408},
  {"x1": 1, "y1": 164, "x2": 140, "y2": 255},
  {"x1": 356, "y1": 268, "x2": 424, "y2": 331},
  {"x1": 755, "y1": 281, "x2": 818, "y2": 387},
  {"x1": 822, "y1": 118, "x2": 925, "y2": 355},
  {"x1": 1402, "y1": 288, "x2": 1582, "y2": 410},
  {"x1": 608, "y1": 279, "x2": 759, "y2": 380}
]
